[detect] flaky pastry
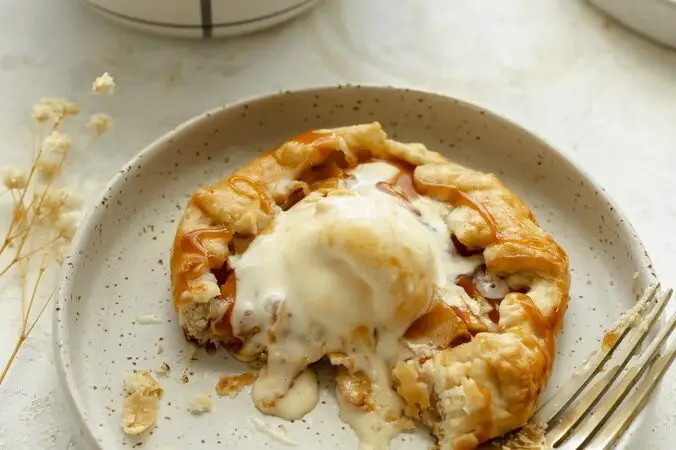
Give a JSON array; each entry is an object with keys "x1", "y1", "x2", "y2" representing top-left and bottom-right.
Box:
[{"x1": 170, "y1": 123, "x2": 569, "y2": 449}]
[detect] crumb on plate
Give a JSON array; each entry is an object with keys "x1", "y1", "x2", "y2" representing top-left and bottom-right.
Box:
[
  {"x1": 156, "y1": 362, "x2": 171, "y2": 374},
  {"x1": 121, "y1": 370, "x2": 163, "y2": 435},
  {"x1": 188, "y1": 393, "x2": 212, "y2": 414},
  {"x1": 215, "y1": 372, "x2": 257, "y2": 398},
  {"x1": 136, "y1": 314, "x2": 163, "y2": 325}
]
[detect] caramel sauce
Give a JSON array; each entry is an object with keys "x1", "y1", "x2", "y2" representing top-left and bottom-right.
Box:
[
  {"x1": 299, "y1": 162, "x2": 346, "y2": 186},
  {"x1": 282, "y1": 185, "x2": 308, "y2": 211},
  {"x1": 451, "y1": 234, "x2": 482, "y2": 257},
  {"x1": 227, "y1": 175, "x2": 274, "y2": 214},
  {"x1": 455, "y1": 274, "x2": 478, "y2": 298},
  {"x1": 455, "y1": 273, "x2": 501, "y2": 326},
  {"x1": 449, "y1": 303, "x2": 489, "y2": 335},
  {"x1": 375, "y1": 171, "x2": 420, "y2": 205},
  {"x1": 448, "y1": 333, "x2": 472, "y2": 347},
  {"x1": 181, "y1": 227, "x2": 232, "y2": 260},
  {"x1": 415, "y1": 180, "x2": 498, "y2": 238},
  {"x1": 393, "y1": 171, "x2": 419, "y2": 202},
  {"x1": 404, "y1": 301, "x2": 470, "y2": 349},
  {"x1": 513, "y1": 294, "x2": 550, "y2": 339},
  {"x1": 373, "y1": 159, "x2": 421, "y2": 209},
  {"x1": 487, "y1": 299, "x2": 500, "y2": 324},
  {"x1": 215, "y1": 372, "x2": 257, "y2": 398},
  {"x1": 211, "y1": 264, "x2": 231, "y2": 287},
  {"x1": 292, "y1": 130, "x2": 325, "y2": 145},
  {"x1": 511, "y1": 294, "x2": 555, "y2": 367},
  {"x1": 602, "y1": 329, "x2": 621, "y2": 351}
]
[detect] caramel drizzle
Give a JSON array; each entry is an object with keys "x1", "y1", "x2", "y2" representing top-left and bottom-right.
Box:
[
  {"x1": 455, "y1": 274, "x2": 501, "y2": 327},
  {"x1": 181, "y1": 227, "x2": 232, "y2": 261},
  {"x1": 227, "y1": 175, "x2": 274, "y2": 214},
  {"x1": 292, "y1": 130, "x2": 325, "y2": 145},
  {"x1": 414, "y1": 180, "x2": 498, "y2": 239}
]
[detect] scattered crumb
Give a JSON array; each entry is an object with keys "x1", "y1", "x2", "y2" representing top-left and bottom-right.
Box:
[
  {"x1": 215, "y1": 372, "x2": 257, "y2": 398},
  {"x1": 136, "y1": 314, "x2": 163, "y2": 325},
  {"x1": 493, "y1": 423, "x2": 547, "y2": 449},
  {"x1": 179, "y1": 371, "x2": 190, "y2": 384},
  {"x1": 156, "y1": 362, "x2": 171, "y2": 375},
  {"x1": 105, "y1": 405, "x2": 115, "y2": 412},
  {"x1": 92, "y1": 72, "x2": 115, "y2": 94},
  {"x1": 602, "y1": 288, "x2": 651, "y2": 350},
  {"x1": 121, "y1": 370, "x2": 163, "y2": 435},
  {"x1": 157, "y1": 342, "x2": 164, "y2": 355},
  {"x1": 188, "y1": 394, "x2": 212, "y2": 414}
]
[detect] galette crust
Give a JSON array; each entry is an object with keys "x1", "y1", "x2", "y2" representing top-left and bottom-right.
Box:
[{"x1": 170, "y1": 122, "x2": 570, "y2": 449}]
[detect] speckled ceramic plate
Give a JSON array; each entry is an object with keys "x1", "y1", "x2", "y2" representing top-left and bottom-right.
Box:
[{"x1": 53, "y1": 86, "x2": 655, "y2": 449}]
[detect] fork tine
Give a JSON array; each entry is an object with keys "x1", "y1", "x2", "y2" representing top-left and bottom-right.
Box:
[
  {"x1": 595, "y1": 349, "x2": 676, "y2": 450},
  {"x1": 547, "y1": 289, "x2": 674, "y2": 448},
  {"x1": 532, "y1": 284, "x2": 660, "y2": 426}
]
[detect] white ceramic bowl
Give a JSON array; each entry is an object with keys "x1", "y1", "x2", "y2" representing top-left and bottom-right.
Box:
[
  {"x1": 590, "y1": 0, "x2": 676, "y2": 48},
  {"x1": 54, "y1": 86, "x2": 656, "y2": 449},
  {"x1": 84, "y1": 0, "x2": 323, "y2": 38}
]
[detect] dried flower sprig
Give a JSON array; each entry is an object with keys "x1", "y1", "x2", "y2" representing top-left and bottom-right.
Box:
[{"x1": 0, "y1": 73, "x2": 115, "y2": 386}]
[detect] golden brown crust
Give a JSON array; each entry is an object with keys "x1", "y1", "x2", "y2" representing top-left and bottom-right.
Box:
[{"x1": 170, "y1": 122, "x2": 570, "y2": 449}]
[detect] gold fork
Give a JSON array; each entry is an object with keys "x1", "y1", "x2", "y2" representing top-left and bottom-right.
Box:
[{"x1": 531, "y1": 284, "x2": 675, "y2": 449}]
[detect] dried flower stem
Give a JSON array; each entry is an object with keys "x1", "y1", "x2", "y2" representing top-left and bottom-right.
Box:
[
  {"x1": 22, "y1": 248, "x2": 50, "y2": 330},
  {"x1": 0, "y1": 120, "x2": 60, "y2": 254},
  {"x1": 1, "y1": 73, "x2": 113, "y2": 387},
  {"x1": 0, "y1": 149, "x2": 67, "y2": 280},
  {"x1": 15, "y1": 236, "x2": 60, "y2": 263},
  {"x1": 19, "y1": 258, "x2": 28, "y2": 325},
  {"x1": 0, "y1": 336, "x2": 25, "y2": 385}
]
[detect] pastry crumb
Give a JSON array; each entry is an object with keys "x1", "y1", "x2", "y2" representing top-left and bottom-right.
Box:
[
  {"x1": 602, "y1": 292, "x2": 650, "y2": 350},
  {"x1": 492, "y1": 423, "x2": 547, "y2": 449},
  {"x1": 121, "y1": 370, "x2": 163, "y2": 435},
  {"x1": 179, "y1": 371, "x2": 190, "y2": 384},
  {"x1": 156, "y1": 362, "x2": 171, "y2": 374},
  {"x1": 157, "y1": 342, "x2": 164, "y2": 354},
  {"x1": 215, "y1": 372, "x2": 257, "y2": 398},
  {"x1": 136, "y1": 314, "x2": 163, "y2": 325},
  {"x1": 188, "y1": 393, "x2": 212, "y2": 414}
]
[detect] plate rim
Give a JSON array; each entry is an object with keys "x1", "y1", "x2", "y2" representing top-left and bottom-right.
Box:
[{"x1": 52, "y1": 84, "x2": 656, "y2": 448}]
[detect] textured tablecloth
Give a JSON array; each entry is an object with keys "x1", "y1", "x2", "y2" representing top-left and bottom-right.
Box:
[{"x1": 0, "y1": 0, "x2": 674, "y2": 448}]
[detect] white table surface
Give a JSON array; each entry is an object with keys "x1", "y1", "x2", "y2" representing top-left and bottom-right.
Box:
[{"x1": 1, "y1": 0, "x2": 675, "y2": 448}]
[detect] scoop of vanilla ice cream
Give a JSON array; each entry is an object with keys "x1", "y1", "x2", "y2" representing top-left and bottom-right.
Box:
[{"x1": 231, "y1": 189, "x2": 440, "y2": 344}]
